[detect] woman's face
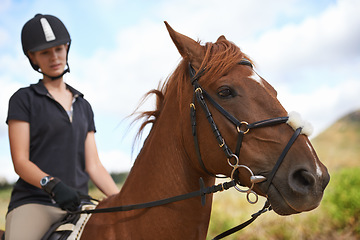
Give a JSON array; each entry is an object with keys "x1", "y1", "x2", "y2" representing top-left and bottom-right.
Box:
[{"x1": 29, "y1": 44, "x2": 68, "y2": 78}]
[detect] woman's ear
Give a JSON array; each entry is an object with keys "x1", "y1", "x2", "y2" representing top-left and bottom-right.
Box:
[{"x1": 28, "y1": 51, "x2": 37, "y2": 65}]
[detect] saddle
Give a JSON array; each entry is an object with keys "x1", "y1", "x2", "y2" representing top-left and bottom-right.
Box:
[{"x1": 41, "y1": 202, "x2": 96, "y2": 240}]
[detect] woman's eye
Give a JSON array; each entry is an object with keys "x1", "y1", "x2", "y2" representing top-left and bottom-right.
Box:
[{"x1": 218, "y1": 87, "x2": 234, "y2": 98}]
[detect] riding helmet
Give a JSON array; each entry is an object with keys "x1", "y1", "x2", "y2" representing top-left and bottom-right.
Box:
[{"x1": 21, "y1": 14, "x2": 71, "y2": 74}]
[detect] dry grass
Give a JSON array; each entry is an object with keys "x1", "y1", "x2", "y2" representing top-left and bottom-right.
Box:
[
  {"x1": 312, "y1": 111, "x2": 360, "y2": 171},
  {"x1": 207, "y1": 179, "x2": 359, "y2": 240},
  {"x1": 207, "y1": 181, "x2": 323, "y2": 240}
]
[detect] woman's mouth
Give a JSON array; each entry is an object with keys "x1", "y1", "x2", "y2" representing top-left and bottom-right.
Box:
[{"x1": 50, "y1": 63, "x2": 62, "y2": 70}]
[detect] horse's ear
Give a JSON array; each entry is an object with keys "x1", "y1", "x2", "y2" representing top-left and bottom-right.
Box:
[
  {"x1": 164, "y1": 21, "x2": 204, "y2": 69},
  {"x1": 216, "y1": 35, "x2": 227, "y2": 42}
]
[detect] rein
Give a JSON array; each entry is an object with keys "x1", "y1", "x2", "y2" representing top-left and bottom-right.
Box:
[
  {"x1": 70, "y1": 59, "x2": 305, "y2": 240},
  {"x1": 73, "y1": 179, "x2": 236, "y2": 214}
]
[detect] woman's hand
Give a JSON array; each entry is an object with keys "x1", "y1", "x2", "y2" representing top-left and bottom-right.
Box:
[{"x1": 47, "y1": 178, "x2": 81, "y2": 211}]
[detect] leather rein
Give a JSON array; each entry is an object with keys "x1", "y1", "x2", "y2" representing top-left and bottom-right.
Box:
[{"x1": 72, "y1": 59, "x2": 304, "y2": 240}]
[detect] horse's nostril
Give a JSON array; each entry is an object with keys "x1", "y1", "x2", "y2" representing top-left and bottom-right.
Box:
[
  {"x1": 294, "y1": 170, "x2": 314, "y2": 186},
  {"x1": 290, "y1": 169, "x2": 316, "y2": 194}
]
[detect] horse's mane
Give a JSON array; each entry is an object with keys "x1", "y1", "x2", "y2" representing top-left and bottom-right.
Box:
[{"x1": 132, "y1": 38, "x2": 248, "y2": 143}]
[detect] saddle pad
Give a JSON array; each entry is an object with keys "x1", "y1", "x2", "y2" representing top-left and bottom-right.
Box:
[{"x1": 57, "y1": 204, "x2": 96, "y2": 240}]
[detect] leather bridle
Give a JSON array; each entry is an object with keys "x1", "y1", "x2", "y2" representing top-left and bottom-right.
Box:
[
  {"x1": 189, "y1": 59, "x2": 309, "y2": 239},
  {"x1": 71, "y1": 59, "x2": 308, "y2": 240},
  {"x1": 189, "y1": 59, "x2": 303, "y2": 204}
]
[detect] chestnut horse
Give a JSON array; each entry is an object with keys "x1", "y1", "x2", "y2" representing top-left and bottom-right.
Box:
[{"x1": 80, "y1": 22, "x2": 330, "y2": 239}]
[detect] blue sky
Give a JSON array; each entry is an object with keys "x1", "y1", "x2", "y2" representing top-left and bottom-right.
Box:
[{"x1": 0, "y1": 0, "x2": 359, "y2": 182}]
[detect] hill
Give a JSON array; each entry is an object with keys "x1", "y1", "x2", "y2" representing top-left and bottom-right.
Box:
[{"x1": 311, "y1": 109, "x2": 360, "y2": 172}]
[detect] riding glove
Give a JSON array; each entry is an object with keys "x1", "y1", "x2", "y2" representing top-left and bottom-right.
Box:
[{"x1": 43, "y1": 177, "x2": 81, "y2": 211}]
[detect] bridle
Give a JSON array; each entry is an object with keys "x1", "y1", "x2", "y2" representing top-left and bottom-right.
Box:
[
  {"x1": 189, "y1": 59, "x2": 304, "y2": 204},
  {"x1": 72, "y1": 58, "x2": 310, "y2": 240},
  {"x1": 189, "y1": 59, "x2": 310, "y2": 239}
]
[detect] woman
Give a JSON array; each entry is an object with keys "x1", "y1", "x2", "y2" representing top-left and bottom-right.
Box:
[{"x1": 5, "y1": 14, "x2": 119, "y2": 240}]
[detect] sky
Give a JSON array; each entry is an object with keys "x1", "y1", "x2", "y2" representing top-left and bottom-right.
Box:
[{"x1": 0, "y1": 0, "x2": 359, "y2": 183}]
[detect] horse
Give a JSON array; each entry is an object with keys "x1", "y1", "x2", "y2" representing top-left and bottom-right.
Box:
[
  {"x1": 77, "y1": 21, "x2": 330, "y2": 239},
  {"x1": 0, "y1": 21, "x2": 330, "y2": 240},
  {"x1": 0, "y1": 22, "x2": 325, "y2": 240}
]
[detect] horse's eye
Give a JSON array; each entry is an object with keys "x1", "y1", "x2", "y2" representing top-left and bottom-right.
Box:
[{"x1": 218, "y1": 87, "x2": 234, "y2": 98}]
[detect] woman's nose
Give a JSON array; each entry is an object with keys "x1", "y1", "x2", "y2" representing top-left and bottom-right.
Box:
[{"x1": 49, "y1": 49, "x2": 58, "y2": 60}]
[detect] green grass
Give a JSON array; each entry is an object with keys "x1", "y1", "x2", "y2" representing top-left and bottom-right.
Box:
[
  {"x1": 322, "y1": 168, "x2": 360, "y2": 234},
  {"x1": 0, "y1": 188, "x2": 11, "y2": 231}
]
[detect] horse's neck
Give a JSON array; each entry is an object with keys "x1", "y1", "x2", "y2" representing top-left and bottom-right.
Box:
[
  {"x1": 115, "y1": 97, "x2": 215, "y2": 234},
  {"x1": 120, "y1": 110, "x2": 213, "y2": 202},
  {"x1": 82, "y1": 91, "x2": 216, "y2": 239}
]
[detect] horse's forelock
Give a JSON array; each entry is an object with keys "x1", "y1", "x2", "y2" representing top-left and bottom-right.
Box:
[
  {"x1": 199, "y1": 40, "x2": 245, "y2": 87},
  {"x1": 133, "y1": 38, "x2": 245, "y2": 141}
]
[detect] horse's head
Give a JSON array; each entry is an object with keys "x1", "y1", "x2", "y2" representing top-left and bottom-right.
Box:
[{"x1": 164, "y1": 22, "x2": 330, "y2": 216}]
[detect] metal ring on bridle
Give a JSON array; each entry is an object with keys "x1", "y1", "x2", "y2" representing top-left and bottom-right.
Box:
[
  {"x1": 237, "y1": 121, "x2": 250, "y2": 134},
  {"x1": 231, "y1": 165, "x2": 259, "y2": 204},
  {"x1": 227, "y1": 154, "x2": 239, "y2": 167},
  {"x1": 246, "y1": 190, "x2": 259, "y2": 204},
  {"x1": 231, "y1": 165, "x2": 255, "y2": 192}
]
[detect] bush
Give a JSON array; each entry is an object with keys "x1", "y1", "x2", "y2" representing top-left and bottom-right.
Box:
[
  {"x1": 88, "y1": 172, "x2": 128, "y2": 190},
  {"x1": 110, "y1": 172, "x2": 129, "y2": 185},
  {"x1": 323, "y1": 167, "x2": 360, "y2": 233}
]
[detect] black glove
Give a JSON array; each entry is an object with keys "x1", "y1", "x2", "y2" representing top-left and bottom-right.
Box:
[{"x1": 45, "y1": 178, "x2": 81, "y2": 211}]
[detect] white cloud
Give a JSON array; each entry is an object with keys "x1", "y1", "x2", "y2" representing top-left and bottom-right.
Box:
[
  {"x1": 68, "y1": 20, "x2": 180, "y2": 117},
  {"x1": 157, "y1": 0, "x2": 306, "y2": 42},
  {"x1": 99, "y1": 149, "x2": 133, "y2": 173},
  {"x1": 0, "y1": 27, "x2": 9, "y2": 48},
  {"x1": 243, "y1": 0, "x2": 360, "y2": 80},
  {"x1": 232, "y1": 0, "x2": 360, "y2": 137},
  {"x1": 0, "y1": 53, "x2": 36, "y2": 135},
  {"x1": 41, "y1": 0, "x2": 360, "y2": 142},
  {"x1": 278, "y1": 77, "x2": 360, "y2": 137},
  {"x1": 0, "y1": 77, "x2": 19, "y2": 135},
  {"x1": 0, "y1": 0, "x2": 11, "y2": 13}
]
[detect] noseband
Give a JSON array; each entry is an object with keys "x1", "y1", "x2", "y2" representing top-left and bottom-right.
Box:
[{"x1": 189, "y1": 60, "x2": 306, "y2": 204}]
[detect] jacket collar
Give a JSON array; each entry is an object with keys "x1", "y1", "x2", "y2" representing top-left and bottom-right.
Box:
[{"x1": 30, "y1": 80, "x2": 84, "y2": 98}]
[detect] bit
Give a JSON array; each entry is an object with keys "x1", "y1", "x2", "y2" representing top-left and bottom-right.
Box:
[{"x1": 250, "y1": 175, "x2": 267, "y2": 184}]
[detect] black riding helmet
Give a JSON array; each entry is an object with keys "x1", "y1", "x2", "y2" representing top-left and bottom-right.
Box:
[{"x1": 21, "y1": 14, "x2": 71, "y2": 80}]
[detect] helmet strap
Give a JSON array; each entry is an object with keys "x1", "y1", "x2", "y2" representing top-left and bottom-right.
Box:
[{"x1": 37, "y1": 62, "x2": 70, "y2": 81}]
